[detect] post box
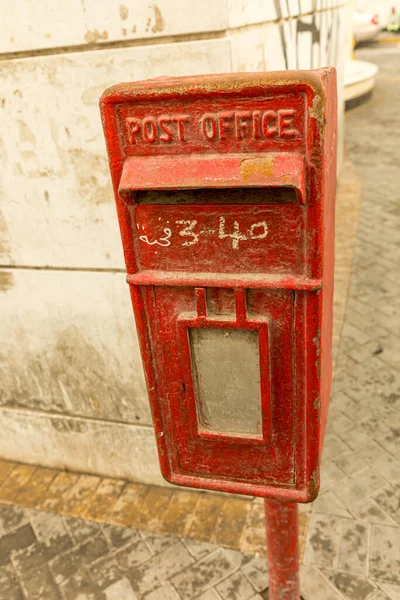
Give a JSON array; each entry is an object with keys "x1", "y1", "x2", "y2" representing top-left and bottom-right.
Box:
[{"x1": 100, "y1": 70, "x2": 337, "y2": 502}]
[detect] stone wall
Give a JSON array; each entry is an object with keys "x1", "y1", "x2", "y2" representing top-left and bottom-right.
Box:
[{"x1": 0, "y1": 0, "x2": 345, "y2": 484}]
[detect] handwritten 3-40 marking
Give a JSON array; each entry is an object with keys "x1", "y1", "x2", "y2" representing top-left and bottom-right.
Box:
[{"x1": 138, "y1": 217, "x2": 268, "y2": 250}]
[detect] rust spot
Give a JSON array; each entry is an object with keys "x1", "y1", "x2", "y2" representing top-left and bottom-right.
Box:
[
  {"x1": 307, "y1": 467, "x2": 320, "y2": 501},
  {"x1": 0, "y1": 271, "x2": 13, "y2": 292},
  {"x1": 151, "y1": 5, "x2": 165, "y2": 33},
  {"x1": 309, "y1": 93, "x2": 324, "y2": 124},
  {"x1": 313, "y1": 396, "x2": 320, "y2": 410},
  {"x1": 240, "y1": 157, "x2": 274, "y2": 181},
  {"x1": 84, "y1": 29, "x2": 109, "y2": 44},
  {"x1": 119, "y1": 4, "x2": 129, "y2": 20}
]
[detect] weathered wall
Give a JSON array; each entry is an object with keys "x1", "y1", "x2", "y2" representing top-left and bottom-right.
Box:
[{"x1": 0, "y1": 0, "x2": 345, "y2": 484}]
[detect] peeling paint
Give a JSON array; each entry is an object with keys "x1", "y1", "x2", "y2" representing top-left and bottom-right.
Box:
[
  {"x1": 84, "y1": 29, "x2": 109, "y2": 44},
  {"x1": 119, "y1": 4, "x2": 129, "y2": 20},
  {"x1": 0, "y1": 271, "x2": 13, "y2": 292},
  {"x1": 0, "y1": 324, "x2": 147, "y2": 424},
  {"x1": 151, "y1": 5, "x2": 165, "y2": 34}
]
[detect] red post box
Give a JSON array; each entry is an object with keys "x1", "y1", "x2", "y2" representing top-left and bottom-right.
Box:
[{"x1": 100, "y1": 70, "x2": 337, "y2": 503}]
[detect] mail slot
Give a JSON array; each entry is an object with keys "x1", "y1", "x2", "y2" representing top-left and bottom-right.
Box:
[{"x1": 100, "y1": 70, "x2": 337, "y2": 502}]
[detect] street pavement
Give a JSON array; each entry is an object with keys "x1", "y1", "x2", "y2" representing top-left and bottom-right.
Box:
[{"x1": 0, "y1": 44, "x2": 399, "y2": 599}]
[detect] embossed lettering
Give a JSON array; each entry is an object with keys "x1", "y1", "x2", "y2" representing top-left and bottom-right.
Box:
[
  {"x1": 201, "y1": 114, "x2": 217, "y2": 140},
  {"x1": 262, "y1": 111, "x2": 278, "y2": 137},
  {"x1": 236, "y1": 111, "x2": 252, "y2": 139},
  {"x1": 173, "y1": 115, "x2": 189, "y2": 141},
  {"x1": 159, "y1": 116, "x2": 173, "y2": 142},
  {"x1": 252, "y1": 110, "x2": 262, "y2": 139},
  {"x1": 143, "y1": 117, "x2": 157, "y2": 143},
  {"x1": 126, "y1": 117, "x2": 141, "y2": 144},
  {"x1": 278, "y1": 109, "x2": 299, "y2": 137},
  {"x1": 218, "y1": 111, "x2": 234, "y2": 140}
]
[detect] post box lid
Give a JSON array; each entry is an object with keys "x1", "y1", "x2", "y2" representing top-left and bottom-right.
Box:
[{"x1": 118, "y1": 152, "x2": 306, "y2": 204}]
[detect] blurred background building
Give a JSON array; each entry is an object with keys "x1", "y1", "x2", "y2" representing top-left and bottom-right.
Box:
[{"x1": 0, "y1": 0, "x2": 384, "y2": 485}]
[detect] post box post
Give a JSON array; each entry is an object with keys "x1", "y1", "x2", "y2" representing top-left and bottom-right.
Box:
[
  {"x1": 265, "y1": 499, "x2": 300, "y2": 599},
  {"x1": 100, "y1": 69, "x2": 337, "y2": 598}
]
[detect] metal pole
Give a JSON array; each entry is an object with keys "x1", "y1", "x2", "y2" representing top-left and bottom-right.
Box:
[{"x1": 264, "y1": 499, "x2": 300, "y2": 600}]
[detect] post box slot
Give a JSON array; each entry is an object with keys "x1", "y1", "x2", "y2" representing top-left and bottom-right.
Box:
[
  {"x1": 189, "y1": 327, "x2": 262, "y2": 439},
  {"x1": 118, "y1": 153, "x2": 306, "y2": 204},
  {"x1": 135, "y1": 187, "x2": 297, "y2": 205}
]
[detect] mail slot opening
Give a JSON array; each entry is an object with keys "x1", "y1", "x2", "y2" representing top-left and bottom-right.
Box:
[
  {"x1": 135, "y1": 187, "x2": 297, "y2": 205},
  {"x1": 189, "y1": 327, "x2": 263, "y2": 438}
]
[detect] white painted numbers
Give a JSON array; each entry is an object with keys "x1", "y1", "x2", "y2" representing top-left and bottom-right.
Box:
[{"x1": 138, "y1": 218, "x2": 268, "y2": 250}]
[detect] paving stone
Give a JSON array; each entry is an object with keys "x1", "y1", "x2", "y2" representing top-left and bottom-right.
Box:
[
  {"x1": 196, "y1": 590, "x2": 222, "y2": 600},
  {"x1": 140, "y1": 531, "x2": 179, "y2": 555},
  {"x1": 333, "y1": 468, "x2": 388, "y2": 509},
  {"x1": 188, "y1": 493, "x2": 226, "y2": 542},
  {"x1": 0, "y1": 564, "x2": 24, "y2": 598},
  {"x1": 59, "y1": 569, "x2": 105, "y2": 600},
  {"x1": 304, "y1": 514, "x2": 342, "y2": 569},
  {"x1": 0, "y1": 504, "x2": 31, "y2": 534},
  {"x1": 322, "y1": 434, "x2": 352, "y2": 462},
  {"x1": 374, "y1": 485, "x2": 400, "y2": 526},
  {"x1": 241, "y1": 557, "x2": 269, "y2": 593},
  {"x1": 37, "y1": 472, "x2": 80, "y2": 512},
  {"x1": 145, "y1": 582, "x2": 181, "y2": 599},
  {"x1": 134, "y1": 487, "x2": 173, "y2": 532},
  {"x1": 379, "y1": 582, "x2": 400, "y2": 600},
  {"x1": 30, "y1": 510, "x2": 73, "y2": 553},
  {"x1": 216, "y1": 569, "x2": 256, "y2": 600},
  {"x1": 129, "y1": 541, "x2": 193, "y2": 596},
  {"x1": 0, "y1": 523, "x2": 36, "y2": 564},
  {"x1": 82, "y1": 478, "x2": 127, "y2": 522},
  {"x1": 299, "y1": 565, "x2": 343, "y2": 600},
  {"x1": 223, "y1": 548, "x2": 253, "y2": 568},
  {"x1": 0, "y1": 464, "x2": 36, "y2": 504},
  {"x1": 64, "y1": 516, "x2": 103, "y2": 544},
  {"x1": 0, "y1": 461, "x2": 17, "y2": 487},
  {"x1": 212, "y1": 498, "x2": 251, "y2": 549},
  {"x1": 240, "y1": 526, "x2": 267, "y2": 556},
  {"x1": 101, "y1": 523, "x2": 140, "y2": 549},
  {"x1": 369, "y1": 593, "x2": 392, "y2": 600},
  {"x1": 50, "y1": 534, "x2": 109, "y2": 584},
  {"x1": 107, "y1": 483, "x2": 148, "y2": 528},
  {"x1": 104, "y1": 577, "x2": 138, "y2": 600},
  {"x1": 320, "y1": 462, "x2": 348, "y2": 493},
  {"x1": 114, "y1": 538, "x2": 152, "y2": 571},
  {"x1": 61, "y1": 474, "x2": 102, "y2": 517},
  {"x1": 352, "y1": 499, "x2": 397, "y2": 526},
  {"x1": 171, "y1": 548, "x2": 236, "y2": 599},
  {"x1": 337, "y1": 520, "x2": 369, "y2": 576},
  {"x1": 13, "y1": 467, "x2": 57, "y2": 509},
  {"x1": 369, "y1": 525, "x2": 400, "y2": 585},
  {"x1": 182, "y1": 538, "x2": 219, "y2": 561},
  {"x1": 159, "y1": 490, "x2": 199, "y2": 537},
  {"x1": 334, "y1": 452, "x2": 368, "y2": 477},
  {"x1": 89, "y1": 554, "x2": 123, "y2": 589},
  {"x1": 325, "y1": 570, "x2": 376, "y2": 600},
  {"x1": 12, "y1": 540, "x2": 54, "y2": 574},
  {"x1": 20, "y1": 564, "x2": 62, "y2": 600}
]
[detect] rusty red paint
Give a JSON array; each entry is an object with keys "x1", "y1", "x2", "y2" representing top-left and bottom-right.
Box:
[
  {"x1": 265, "y1": 499, "x2": 300, "y2": 599},
  {"x1": 100, "y1": 70, "x2": 337, "y2": 502}
]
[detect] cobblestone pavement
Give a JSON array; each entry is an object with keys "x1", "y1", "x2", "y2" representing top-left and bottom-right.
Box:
[{"x1": 0, "y1": 45, "x2": 399, "y2": 599}]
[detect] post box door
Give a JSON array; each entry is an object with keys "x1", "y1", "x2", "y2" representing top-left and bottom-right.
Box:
[{"x1": 148, "y1": 283, "x2": 300, "y2": 487}]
